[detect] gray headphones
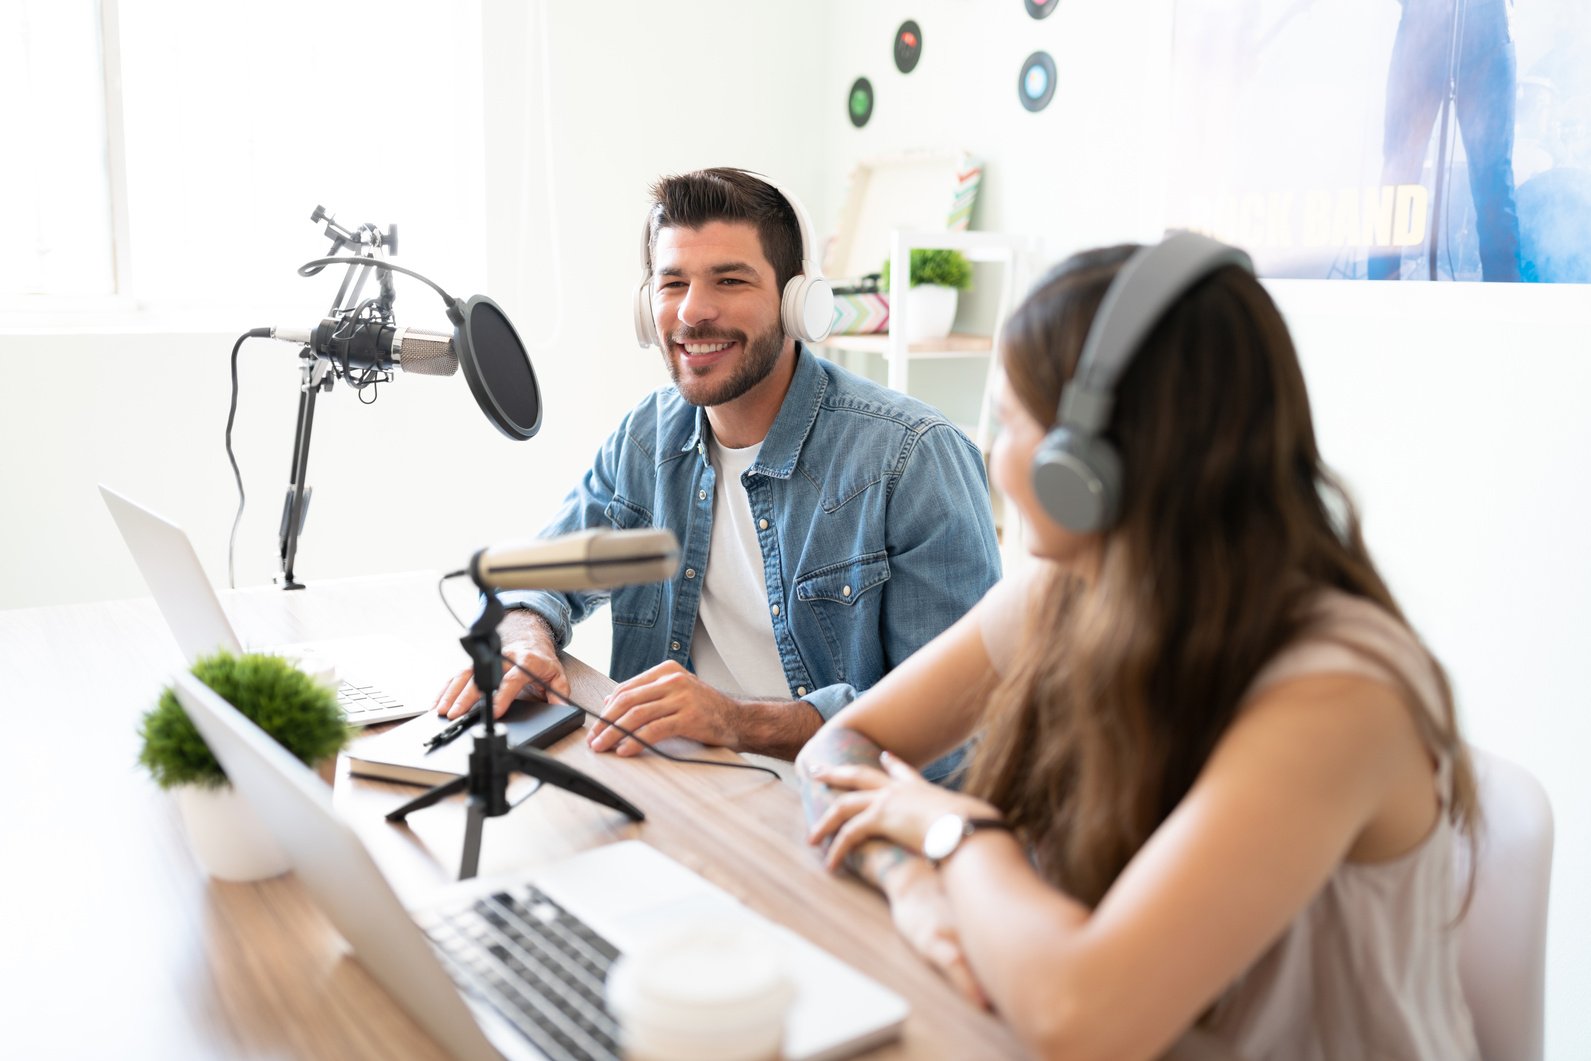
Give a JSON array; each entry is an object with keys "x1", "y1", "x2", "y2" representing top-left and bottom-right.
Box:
[{"x1": 1031, "y1": 232, "x2": 1255, "y2": 533}]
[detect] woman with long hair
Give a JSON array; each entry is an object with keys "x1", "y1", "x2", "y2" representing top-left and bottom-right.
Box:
[{"x1": 799, "y1": 236, "x2": 1479, "y2": 1059}]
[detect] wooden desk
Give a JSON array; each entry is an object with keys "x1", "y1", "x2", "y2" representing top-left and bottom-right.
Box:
[{"x1": 0, "y1": 573, "x2": 1022, "y2": 1059}]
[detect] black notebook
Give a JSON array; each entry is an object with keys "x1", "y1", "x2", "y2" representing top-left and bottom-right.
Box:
[{"x1": 345, "y1": 698, "x2": 586, "y2": 786}]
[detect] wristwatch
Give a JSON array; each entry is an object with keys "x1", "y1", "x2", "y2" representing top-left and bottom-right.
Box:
[{"x1": 923, "y1": 813, "x2": 1010, "y2": 868}]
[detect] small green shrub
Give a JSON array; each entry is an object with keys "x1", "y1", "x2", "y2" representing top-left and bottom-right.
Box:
[
  {"x1": 138, "y1": 651, "x2": 350, "y2": 790},
  {"x1": 880, "y1": 248, "x2": 974, "y2": 292}
]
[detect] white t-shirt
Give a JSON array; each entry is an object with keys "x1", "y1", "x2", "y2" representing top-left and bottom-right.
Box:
[{"x1": 690, "y1": 438, "x2": 790, "y2": 699}]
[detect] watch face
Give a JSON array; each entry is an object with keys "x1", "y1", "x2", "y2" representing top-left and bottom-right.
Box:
[{"x1": 924, "y1": 814, "x2": 965, "y2": 863}]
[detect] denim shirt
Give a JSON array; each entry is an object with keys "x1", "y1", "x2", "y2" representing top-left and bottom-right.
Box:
[{"x1": 506, "y1": 345, "x2": 1001, "y2": 777}]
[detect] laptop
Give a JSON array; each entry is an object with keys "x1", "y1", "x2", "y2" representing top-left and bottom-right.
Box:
[
  {"x1": 101, "y1": 484, "x2": 423, "y2": 726},
  {"x1": 173, "y1": 670, "x2": 909, "y2": 1061}
]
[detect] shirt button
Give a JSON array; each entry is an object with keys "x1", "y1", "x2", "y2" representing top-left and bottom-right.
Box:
[
  {"x1": 842, "y1": 585, "x2": 852, "y2": 597},
  {"x1": 698, "y1": 490, "x2": 707, "y2": 501},
  {"x1": 758, "y1": 518, "x2": 769, "y2": 530},
  {"x1": 771, "y1": 604, "x2": 780, "y2": 617},
  {"x1": 685, "y1": 567, "x2": 696, "y2": 579},
  {"x1": 671, "y1": 640, "x2": 681, "y2": 652},
  {"x1": 796, "y1": 686, "x2": 807, "y2": 696}
]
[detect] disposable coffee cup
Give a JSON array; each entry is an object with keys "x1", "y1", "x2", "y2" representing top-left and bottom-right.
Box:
[{"x1": 606, "y1": 916, "x2": 795, "y2": 1061}]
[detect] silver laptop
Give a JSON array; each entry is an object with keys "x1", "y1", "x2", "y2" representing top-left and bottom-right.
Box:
[
  {"x1": 173, "y1": 670, "x2": 909, "y2": 1061},
  {"x1": 101, "y1": 484, "x2": 422, "y2": 726}
]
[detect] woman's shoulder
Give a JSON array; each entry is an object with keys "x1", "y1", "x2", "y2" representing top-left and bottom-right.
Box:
[
  {"x1": 1244, "y1": 588, "x2": 1443, "y2": 721},
  {"x1": 975, "y1": 567, "x2": 1053, "y2": 677}
]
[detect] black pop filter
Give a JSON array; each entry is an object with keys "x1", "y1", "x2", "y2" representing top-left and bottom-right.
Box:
[{"x1": 449, "y1": 295, "x2": 542, "y2": 441}]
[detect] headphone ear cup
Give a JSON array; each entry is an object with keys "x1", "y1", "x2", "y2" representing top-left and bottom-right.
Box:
[
  {"x1": 634, "y1": 281, "x2": 659, "y2": 349},
  {"x1": 1031, "y1": 428, "x2": 1124, "y2": 534},
  {"x1": 781, "y1": 274, "x2": 836, "y2": 343}
]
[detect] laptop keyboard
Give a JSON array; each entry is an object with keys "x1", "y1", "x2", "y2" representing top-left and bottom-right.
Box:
[
  {"x1": 335, "y1": 681, "x2": 405, "y2": 720},
  {"x1": 426, "y1": 885, "x2": 622, "y2": 1061}
]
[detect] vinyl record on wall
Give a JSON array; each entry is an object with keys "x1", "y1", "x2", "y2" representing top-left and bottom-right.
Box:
[
  {"x1": 848, "y1": 77, "x2": 874, "y2": 127},
  {"x1": 1018, "y1": 51, "x2": 1057, "y2": 112},
  {"x1": 894, "y1": 20, "x2": 923, "y2": 73},
  {"x1": 1025, "y1": 0, "x2": 1060, "y2": 18}
]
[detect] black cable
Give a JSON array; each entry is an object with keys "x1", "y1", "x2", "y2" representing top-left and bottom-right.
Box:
[
  {"x1": 297, "y1": 256, "x2": 458, "y2": 310},
  {"x1": 225, "y1": 328, "x2": 274, "y2": 589},
  {"x1": 434, "y1": 572, "x2": 783, "y2": 782}
]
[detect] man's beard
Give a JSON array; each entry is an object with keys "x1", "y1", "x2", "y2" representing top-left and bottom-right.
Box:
[{"x1": 662, "y1": 320, "x2": 785, "y2": 407}]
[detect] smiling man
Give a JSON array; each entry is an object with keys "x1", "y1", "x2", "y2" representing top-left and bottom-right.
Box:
[{"x1": 434, "y1": 168, "x2": 1000, "y2": 779}]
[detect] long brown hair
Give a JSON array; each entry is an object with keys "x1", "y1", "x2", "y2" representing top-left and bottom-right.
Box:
[{"x1": 965, "y1": 245, "x2": 1477, "y2": 906}]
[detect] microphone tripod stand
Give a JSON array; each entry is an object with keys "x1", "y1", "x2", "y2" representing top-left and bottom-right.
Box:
[{"x1": 385, "y1": 589, "x2": 644, "y2": 880}]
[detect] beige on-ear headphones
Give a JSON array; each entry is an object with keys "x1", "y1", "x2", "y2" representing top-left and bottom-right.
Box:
[{"x1": 633, "y1": 171, "x2": 835, "y2": 349}]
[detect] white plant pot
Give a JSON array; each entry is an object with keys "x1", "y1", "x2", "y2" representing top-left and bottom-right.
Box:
[
  {"x1": 174, "y1": 784, "x2": 291, "y2": 882},
  {"x1": 903, "y1": 284, "x2": 959, "y2": 342}
]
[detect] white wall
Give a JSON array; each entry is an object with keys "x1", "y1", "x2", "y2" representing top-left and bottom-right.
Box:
[
  {"x1": 817, "y1": 3, "x2": 1590, "y2": 1057},
  {"x1": 2, "y1": 0, "x2": 1585, "y2": 1055}
]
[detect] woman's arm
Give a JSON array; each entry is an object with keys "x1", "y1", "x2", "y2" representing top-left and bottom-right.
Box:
[
  {"x1": 797, "y1": 597, "x2": 1000, "y2": 887},
  {"x1": 816, "y1": 672, "x2": 1441, "y2": 1060}
]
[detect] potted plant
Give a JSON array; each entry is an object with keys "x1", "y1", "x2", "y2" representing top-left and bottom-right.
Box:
[
  {"x1": 139, "y1": 650, "x2": 351, "y2": 881},
  {"x1": 881, "y1": 247, "x2": 974, "y2": 342}
]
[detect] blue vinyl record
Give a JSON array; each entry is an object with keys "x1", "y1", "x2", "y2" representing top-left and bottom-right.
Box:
[{"x1": 1019, "y1": 51, "x2": 1057, "y2": 112}]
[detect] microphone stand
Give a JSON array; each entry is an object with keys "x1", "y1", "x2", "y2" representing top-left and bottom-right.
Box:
[
  {"x1": 278, "y1": 355, "x2": 330, "y2": 591},
  {"x1": 385, "y1": 587, "x2": 644, "y2": 880},
  {"x1": 277, "y1": 209, "x2": 396, "y2": 590}
]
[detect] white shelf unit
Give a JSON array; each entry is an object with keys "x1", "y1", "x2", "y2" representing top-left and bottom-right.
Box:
[
  {"x1": 818, "y1": 228, "x2": 1035, "y2": 450},
  {"x1": 817, "y1": 229, "x2": 1038, "y2": 557}
]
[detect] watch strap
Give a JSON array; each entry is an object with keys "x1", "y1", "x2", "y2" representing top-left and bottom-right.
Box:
[{"x1": 930, "y1": 815, "x2": 1011, "y2": 868}]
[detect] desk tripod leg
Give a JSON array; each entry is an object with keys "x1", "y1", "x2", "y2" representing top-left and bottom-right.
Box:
[
  {"x1": 459, "y1": 798, "x2": 487, "y2": 880},
  {"x1": 385, "y1": 774, "x2": 468, "y2": 822}
]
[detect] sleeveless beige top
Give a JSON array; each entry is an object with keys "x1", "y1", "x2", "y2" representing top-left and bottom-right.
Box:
[{"x1": 977, "y1": 578, "x2": 1479, "y2": 1060}]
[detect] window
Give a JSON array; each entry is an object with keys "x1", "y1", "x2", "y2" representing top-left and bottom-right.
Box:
[
  {"x1": 2, "y1": 0, "x2": 486, "y2": 323},
  {"x1": 0, "y1": 0, "x2": 119, "y2": 300}
]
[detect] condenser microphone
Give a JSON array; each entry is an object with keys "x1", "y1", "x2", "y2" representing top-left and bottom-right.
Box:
[
  {"x1": 270, "y1": 320, "x2": 459, "y2": 377},
  {"x1": 470, "y1": 528, "x2": 681, "y2": 592}
]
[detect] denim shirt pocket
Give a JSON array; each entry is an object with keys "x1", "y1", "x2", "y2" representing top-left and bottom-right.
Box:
[
  {"x1": 604, "y1": 495, "x2": 663, "y2": 628},
  {"x1": 793, "y1": 553, "x2": 891, "y2": 683}
]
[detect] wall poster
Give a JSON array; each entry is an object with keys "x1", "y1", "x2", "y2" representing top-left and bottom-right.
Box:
[{"x1": 1167, "y1": 0, "x2": 1591, "y2": 282}]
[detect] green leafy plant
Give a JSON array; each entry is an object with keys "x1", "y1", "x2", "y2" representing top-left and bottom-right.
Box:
[
  {"x1": 138, "y1": 650, "x2": 351, "y2": 790},
  {"x1": 879, "y1": 248, "x2": 974, "y2": 292}
]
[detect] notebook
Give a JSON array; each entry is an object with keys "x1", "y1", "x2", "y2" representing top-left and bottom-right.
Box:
[
  {"x1": 100, "y1": 484, "x2": 424, "y2": 726},
  {"x1": 173, "y1": 669, "x2": 909, "y2": 1061},
  {"x1": 347, "y1": 698, "x2": 585, "y2": 786}
]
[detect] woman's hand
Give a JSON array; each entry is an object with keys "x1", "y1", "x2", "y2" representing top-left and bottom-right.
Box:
[{"x1": 806, "y1": 751, "x2": 1001, "y2": 870}]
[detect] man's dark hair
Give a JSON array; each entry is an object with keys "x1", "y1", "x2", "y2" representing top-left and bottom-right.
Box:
[{"x1": 646, "y1": 168, "x2": 804, "y2": 292}]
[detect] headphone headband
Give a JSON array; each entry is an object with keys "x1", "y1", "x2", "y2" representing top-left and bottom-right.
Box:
[{"x1": 1060, "y1": 233, "x2": 1254, "y2": 434}]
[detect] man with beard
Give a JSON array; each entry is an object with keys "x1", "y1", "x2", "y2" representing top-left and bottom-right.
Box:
[{"x1": 434, "y1": 168, "x2": 1000, "y2": 779}]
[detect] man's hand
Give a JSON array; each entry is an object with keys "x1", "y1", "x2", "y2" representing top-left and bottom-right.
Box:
[
  {"x1": 432, "y1": 610, "x2": 571, "y2": 720},
  {"x1": 588, "y1": 660, "x2": 823, "y2": 759},
  {"x1": 587, "y1": 660, "x2": 737, "y2": 754}
]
